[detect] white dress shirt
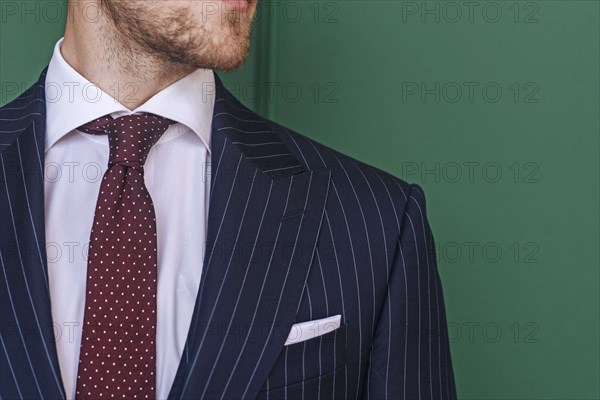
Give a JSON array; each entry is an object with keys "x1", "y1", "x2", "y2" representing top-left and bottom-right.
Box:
[{"x1": 44, "y1": 37, "x2": 214, "y2": 400}]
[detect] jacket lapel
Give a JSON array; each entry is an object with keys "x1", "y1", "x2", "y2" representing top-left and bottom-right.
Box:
[
  {"x1": 168, "y1": 74, "x2": 331, "y2": 399},
  {"x1": 0, "y1": 67, "x2": 66, "y2": 399}
]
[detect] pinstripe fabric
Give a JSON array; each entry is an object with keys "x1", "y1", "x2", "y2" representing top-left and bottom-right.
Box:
[
  {"x1": 1, "y1": 67, "x2": 456, "y2": 399},
  {"x1": 0, "y1": 77, "x2": 65, "y2": 399}
]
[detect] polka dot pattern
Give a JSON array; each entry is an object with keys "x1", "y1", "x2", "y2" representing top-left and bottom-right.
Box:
[{"x1": 75, "y1": 113, "x2": 175, "y2": 399}]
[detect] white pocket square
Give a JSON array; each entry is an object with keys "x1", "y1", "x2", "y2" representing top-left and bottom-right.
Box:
[{"x1": 284, "y1": 314, "x2": 342, "y2": 345}]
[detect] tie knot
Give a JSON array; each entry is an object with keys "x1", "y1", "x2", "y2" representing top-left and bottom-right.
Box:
[{"x1": 78, "y1": 113, "x2": 175, "y2": 168}]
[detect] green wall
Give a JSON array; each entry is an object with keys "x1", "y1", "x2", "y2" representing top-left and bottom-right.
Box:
[{"x1": 2, "y1": 1, "x2": 599, "y2": 399}]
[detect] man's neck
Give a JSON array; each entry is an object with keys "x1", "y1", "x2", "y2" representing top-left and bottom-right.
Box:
[{"x1": 61, "y1": 4, "x2": 194, "y2": 110}]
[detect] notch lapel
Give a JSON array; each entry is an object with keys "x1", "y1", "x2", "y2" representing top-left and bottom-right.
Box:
[
  {"x1": 0, "y1": 68, "x2": 66, "y2": 399},
  {"x1": 168, "y1": 74, "x2": 331, "y2": 400}
]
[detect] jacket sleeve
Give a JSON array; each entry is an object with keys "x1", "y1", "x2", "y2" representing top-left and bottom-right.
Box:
[{"x1": 363, "y1": 183, "x2": 457, "y2": 399}]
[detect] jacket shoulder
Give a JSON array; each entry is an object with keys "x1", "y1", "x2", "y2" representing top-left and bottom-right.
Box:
[
  {"x1": 266, "y1": 118, "x2": 415, "y2": 208},
  {"x1": 0, "y1": 74, "x2": 45, "y2": 115},
  {"x1": 0, "y1": 71, "x2": 46, "y2": 145}
]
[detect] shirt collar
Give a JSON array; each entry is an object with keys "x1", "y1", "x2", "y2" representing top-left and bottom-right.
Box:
[{"x1": 44, "y1": 37, "x2": 214, "y2": 153}]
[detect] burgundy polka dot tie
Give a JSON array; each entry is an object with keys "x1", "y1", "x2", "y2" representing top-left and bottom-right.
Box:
[{"x1": 75, "y1": 113, "x2": 175, "y2": 399}]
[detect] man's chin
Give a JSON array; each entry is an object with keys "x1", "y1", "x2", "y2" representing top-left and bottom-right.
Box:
[
  {"x1": 213, "y1": 54, "x2": 249, "y2": 72},
  {"x1": 188, "y1": 47, "x2": 251, "y2": 72}
]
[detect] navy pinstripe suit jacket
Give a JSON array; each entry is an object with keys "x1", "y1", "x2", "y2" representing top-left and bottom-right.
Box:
[{"x1": 1, "y1": 67, "x2": 457, "y2": 400}]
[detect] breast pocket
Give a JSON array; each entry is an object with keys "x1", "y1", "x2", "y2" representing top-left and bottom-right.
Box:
[{"x1": 256, "y1": 321, "x2": 348, "y2": 399}]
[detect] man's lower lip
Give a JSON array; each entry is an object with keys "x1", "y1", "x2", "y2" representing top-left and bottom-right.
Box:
[{"x1": 221, "y1": 0, "x2": 248, "y2": 12}]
